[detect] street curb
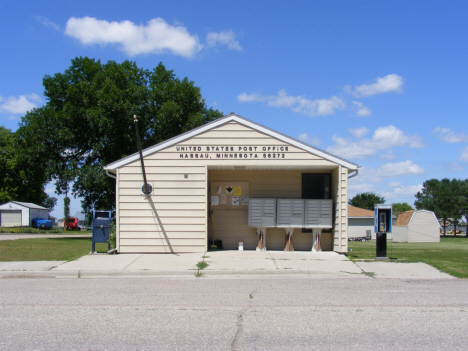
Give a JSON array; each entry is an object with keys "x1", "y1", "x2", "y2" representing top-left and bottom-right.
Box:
[{"x1": 0, "y1": 268, "x2": 369, "y2": 279}]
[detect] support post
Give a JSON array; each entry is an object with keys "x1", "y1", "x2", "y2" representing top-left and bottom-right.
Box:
[
  {"x1": 284, "y1": 228, "x2": 294, "y2": 251},
  {"x1": 256, "y1": 227, "x2": 267, "y2": 251},
  {"x1": 312, "y1": 228, "x2": 322, "y2": 252}
]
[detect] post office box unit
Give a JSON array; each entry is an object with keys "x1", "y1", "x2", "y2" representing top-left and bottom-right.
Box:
[
  {"x1": 276, "y1": 199, "x2": 305, "y2": 228},
  {"x1": 248, "y1": 198, "x2": 277, "y2": 228},
  {"x1": 304, "y1": 199, "x2": 333, "y2": 229}
]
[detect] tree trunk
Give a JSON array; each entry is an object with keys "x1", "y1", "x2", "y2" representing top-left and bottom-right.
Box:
[{"x1": 443, "y1": 218, "x2": 446, "y2": 237}]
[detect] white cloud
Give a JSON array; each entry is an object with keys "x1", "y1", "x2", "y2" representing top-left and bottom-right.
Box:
[
  {"x1": 382, "y1": 184, "x2": 423, "y2": 200},
  {"x1": 379, "y1": 150, "x2": 396, "y2": 160},
  {"x1": 206, "y1": 30, "x2": 242, "y2": 51},
  {"x1": 433, "y1": 127, "x2": 468, "y2": 143},
  {"x1": 374, "y1": 160, "x2": 424, "y2": 178},
  {"x1": 0, "y1": 94, "x2": 41, "y2": 114},
  {"x1": 345, "y1": 74, "x2": 404, "y2": 97},
  {"x1": 372, "y1": 125, "x2": 424, "y2": 149},
  {"x1": 35, "y1": 16, "x2": 60, "y2": 31},
  {"x1": 348, "y1": 127, "x2": 369, "y2": 139},
  {"x1": 327, "y1": 135, "x2": 376, "y2": 159},
  {"x1": 388, "y1": 182, "x2": 402, "y2": 188},
  {"x1": 65, "y1": 17, "x2": 203, "y2": 57},
  {"x1": 351, "y1": 101, "x2": 372, "y2": 116},
  {"x1": 238, "y1": 90, "x2": 345, "y2": 117},
  {"x1": 237, "y1": 92, "x2": 267, "y2": 103},
  {"x1": 460, "y1": 146, "x2": 468, "y2": 162},
  {"x1": 298, "y1": 133, "x2": 321, "y2": 146},
  {"x1": 326, "y1": 125, "x2": 423, "y2": 159}
]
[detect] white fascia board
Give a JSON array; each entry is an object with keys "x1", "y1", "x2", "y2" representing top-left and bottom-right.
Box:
[
  {"x1": 104, "y1": 114, "x2": 360, "y2": 171},
  {"x1": 408, "y1": 210, "x2": 440, "y2": 228}
]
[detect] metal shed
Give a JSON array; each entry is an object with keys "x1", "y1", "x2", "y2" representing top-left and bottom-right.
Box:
[
  {"x1": 0, "y1": 201, "x2": 49, "y2": 227},
  {"x1": 392, "y1": 210, "x2": 441, "y2": 242}
]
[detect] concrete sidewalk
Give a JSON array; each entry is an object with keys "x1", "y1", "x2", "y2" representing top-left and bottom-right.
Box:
[{"x1": 0, "y1": 250, "x2": 455, "y2": 279}]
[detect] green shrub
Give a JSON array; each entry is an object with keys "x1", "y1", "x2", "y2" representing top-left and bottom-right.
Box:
[
  {"x1": 108, "y1": 221, "x2": 116, "y2": 249},
  {"x1": 0, "y1": 227, "x2": 63, "y2": 234}
]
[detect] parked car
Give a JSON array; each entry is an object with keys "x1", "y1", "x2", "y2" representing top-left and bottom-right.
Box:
[{"x1": 31, "y1": 218, "x2": 53, "y2": 230}]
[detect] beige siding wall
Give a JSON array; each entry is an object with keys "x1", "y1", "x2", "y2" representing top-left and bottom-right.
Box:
[
  {"x1": 331, "y1": 166, "x2": 348, "y2": 253},
  {"x1": 408, "y1": 212, "x2": 440, "y2": 242},
  {"x1": 116, "y1": 120, "x2": 349, "y2": 253},
  {"x1": 117, "y1": 164, "x2": 207, "y2": 253}
]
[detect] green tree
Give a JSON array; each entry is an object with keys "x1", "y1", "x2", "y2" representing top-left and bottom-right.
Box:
[
  {"x1": 64, "y1": 196, "x2": 70, "y2": 231},
  {"x1": 43, "y1": 197, "x2": 57, "y2": 213},
  {"x1": 0, "y1": 126, "x2": 55, "y2": 207},
  {"x1": 460, "y1": 179, "x2": 468, "y2": 237},
  {"x1": 392, "y1": 202, "x2": 414, "y2": 217},
  {"x1": 414, "y1": 178, "x2": 461, "y2": 236},
  {"x1": 0, "y1": 126, "x2": 17, "y2": 203},
  {"x1": 349, "y1": 192, "x2": 385, "y2": 211},
  {"x1": 17, "y1": 57, "x2": 223, "y2": 212}
]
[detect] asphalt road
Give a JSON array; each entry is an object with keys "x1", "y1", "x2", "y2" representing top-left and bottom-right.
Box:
[{"x1": 1, "y1": 277, "x2": 467, "y2": 350}]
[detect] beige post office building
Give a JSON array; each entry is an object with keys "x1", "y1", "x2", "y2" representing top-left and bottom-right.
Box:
[{"x1": 104, "y1": 113, "x2": 360, "y2": 254}]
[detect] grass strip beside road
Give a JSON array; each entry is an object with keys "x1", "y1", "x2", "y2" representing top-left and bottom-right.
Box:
[
  {"x1": 347, "y1": 237, "x2": 468, "y2": 278},
  {"x1": 0, "y1": 237, "x2": 109, "y2": 262}
]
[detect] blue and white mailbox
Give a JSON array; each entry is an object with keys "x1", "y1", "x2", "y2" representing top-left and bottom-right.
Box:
[
  {"x1": 92, "y1": 211, "x2": 111, "y2": 253},
  {"x1": 374, "y1": 204, "x2": 392, "y2": 259}
]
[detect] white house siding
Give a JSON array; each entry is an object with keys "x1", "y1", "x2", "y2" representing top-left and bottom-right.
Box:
[
  {"x1": 115, "y1": 120, "x2": 354, "y2": 253},
  {"x1": 348, "y1": 218, "x2": 374, "y2": 238}
]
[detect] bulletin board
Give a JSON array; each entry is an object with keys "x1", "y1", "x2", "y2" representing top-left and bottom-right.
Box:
[{"x1": 210, "y1": 181, "x2": 250, "y2": 211}]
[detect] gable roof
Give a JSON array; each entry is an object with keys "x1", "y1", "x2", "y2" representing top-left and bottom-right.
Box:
[
  {"x1": 1, "y1": 201, "x2": 48, "y2": 210},
  {"x1": 394, "y1": 210, "x2": 416, "y2": 226},
  {"x1": 348, "y1": 205, "x2": 374, "y2": 218},
  {"x1": 104, "y1": 113, "x2": 360, "y2": 171}
]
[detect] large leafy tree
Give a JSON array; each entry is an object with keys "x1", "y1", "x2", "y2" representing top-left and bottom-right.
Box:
[
  {"x1": 349, "y1": 192, "x2": 385, "y2": 211},
  {"x1": 0, "y1": 125, "x2": 56, "y2": 209},
  {"x1": 17, "y1": 57, "x2": 222, "y2": 213},
  {"x1": 414, "y1": 178, "x2": 462, "y2": 236}
]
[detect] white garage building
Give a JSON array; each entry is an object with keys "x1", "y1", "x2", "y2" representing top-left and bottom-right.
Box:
[
  {"x1": 104, "y1": 113, "x2": 360, "y2": 254},
  {"x1": 0, "y1": 201, "x2": 49, "y2": 227}
]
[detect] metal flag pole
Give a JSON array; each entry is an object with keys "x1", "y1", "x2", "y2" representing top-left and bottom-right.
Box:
[{"x1": 133, "y1": 115, "x2": 151, "y2": 195}]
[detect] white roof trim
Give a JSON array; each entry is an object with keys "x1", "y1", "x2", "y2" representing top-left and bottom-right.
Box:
[
  {"x1": 104, "y1": 113, "x2": 360, "y2": 171},
  {"x1": 407, "y1": 210, "x2": 441, "y2": 228}
]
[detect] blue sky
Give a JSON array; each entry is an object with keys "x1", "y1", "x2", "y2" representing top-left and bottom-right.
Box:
[{"x1": 1, "y1": 0, "x2": 467, "y2": 219}]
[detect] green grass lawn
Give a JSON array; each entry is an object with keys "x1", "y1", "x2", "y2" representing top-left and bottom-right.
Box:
[
  {"x1": 0, "y1": 237, "x2": 109, "y2": 262},
  {"x1": 347, "y1": 236, "x2": 468, "y2": 278}
]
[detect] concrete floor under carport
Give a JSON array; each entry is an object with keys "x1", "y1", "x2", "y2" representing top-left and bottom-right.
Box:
[{"x1": 207, "y1": 168, "x2": 337, "y2": 252}]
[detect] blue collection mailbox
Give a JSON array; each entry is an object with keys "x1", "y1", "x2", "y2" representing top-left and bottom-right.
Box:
[{"x1": 92, "y1": 211, "x2": 111, "y2": 253}]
